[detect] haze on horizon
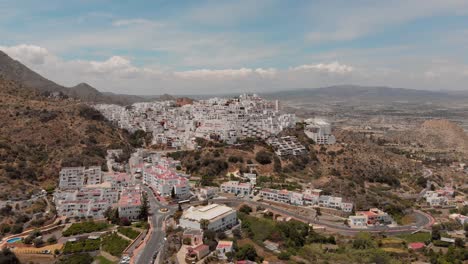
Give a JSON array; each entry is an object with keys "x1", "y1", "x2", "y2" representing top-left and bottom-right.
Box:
[{"x1": 1, "y1": 0, "x2": 468, "y2": 95}]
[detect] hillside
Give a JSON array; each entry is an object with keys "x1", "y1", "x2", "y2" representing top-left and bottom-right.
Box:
[
  {"x1": 0, "y1": 78, "x2": 131, "y2": 199},
  {"x1": 0, "y1": 50, "x2": 145, "y2": 105},
  {"x1": 387, "y1": 119, "x2": 468, "y2": 154},
  {"x1": 169, "y1": 127, "x2": 423, "y2": 217}
]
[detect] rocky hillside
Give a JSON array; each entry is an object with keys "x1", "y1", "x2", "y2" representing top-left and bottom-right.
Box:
[
  {"x1": 388, "y1": 119, "x2": 468, "y2": 154},
  {"x1": 0, "y1": 50, "x2": 144, "y2": 105},
  {"x1": 169, "y1": 127, "x2": 422, "y2": 217},
  {"x1": 0, "y1": 78, "x2": 131, "y2": 199}
]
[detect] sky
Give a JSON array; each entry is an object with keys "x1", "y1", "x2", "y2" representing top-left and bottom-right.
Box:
[{"x1": 1, "y1": 0, "x2": 468, "y2": 95}]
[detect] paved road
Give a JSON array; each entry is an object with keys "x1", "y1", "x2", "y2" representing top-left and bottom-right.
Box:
[
  {"x1": 209, "y1": 198, "x2": 434, "y2": 236},
  {"x1": 136, "y1": 185, "x2": 174, "y2": 264},
  {"x1": 135, "y1": 195, "x2": 434, "y2": 263}
]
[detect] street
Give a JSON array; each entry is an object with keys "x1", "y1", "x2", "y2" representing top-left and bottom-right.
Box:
[{"x1": 135, "y1": 185, "x2": 175, "y2": 264}]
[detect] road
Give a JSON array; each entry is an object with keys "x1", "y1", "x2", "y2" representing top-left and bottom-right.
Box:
[
  {"x1": 136, "y1": 185, "x2": 175, "y2": 264},
  {"x1": 209, "y1": 198, "x2": 434, "y2": 236},
  {"x1": 134, "y1": 194, "x2": 434, "y2": 263}
]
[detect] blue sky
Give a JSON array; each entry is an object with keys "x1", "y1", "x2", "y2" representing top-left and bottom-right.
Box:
[{"x1": 1, "y1": 0, "x2": 468, "y2": 95}]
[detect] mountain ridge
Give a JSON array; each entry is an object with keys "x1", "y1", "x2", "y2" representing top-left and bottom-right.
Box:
[
  {"x1": 260, "y1": 85, "x2": 464, "y2": 102},
  {"x1": 0, "y1": 50, "x2": 145, "y2": 105}
]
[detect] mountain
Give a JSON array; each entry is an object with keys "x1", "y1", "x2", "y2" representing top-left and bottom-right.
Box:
[
  {"x1": 261, "y1": 85, "x2": 463, "y2": 102},
  {"x1": 0, "y1": 50, "x2": 145, "y2": 105},
  {"x1": 0, "y1": 77, "x2": 132, "y2": 199}
]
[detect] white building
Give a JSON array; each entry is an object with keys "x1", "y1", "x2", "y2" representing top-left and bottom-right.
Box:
[
  {"x1": 267, "y1": 136, "x2": 307, "y2": 156},
  {"x1": 304, "y1": 118, "x2": 336, "y2": 145},
  {"x1": 220, "y1": 181, "x2": 252, "y2": 196},
  {"x1": 54, "y1": 182, "x2": 118, "y2": 219},
  {"x1": 348, "y1": 215, "x2": 367, "y2": 228},
  {"x1": 94, "y1": 94, "x2": 296, "y2": 149},
  {"x1": 198, "y1": 187, "x2": 218, "y2": 200},
  {"x1": 243, "y1": 173, "x2": 257, "y2": 185},
  {"x1": 424, "y1": 191, "x2": 448, "y2": 207},
  {"x1": 142, "y1": 156, "x2": 190, "y2": 199},
  {"x1": 118, "y1": 185, "x2": 142, "y2": 220},
  {"x1": 216, "y1": 240, "x2": 234, "y2": 260},
  {"x1": 59, "y1": 166, "x2": 102, "y2": 189},
  {"x1": 260, "y1": 188, "x2": 353, "y2": 213},
  {"x1": 179, "y1": 204, "x2": 238, "y2": 231}
]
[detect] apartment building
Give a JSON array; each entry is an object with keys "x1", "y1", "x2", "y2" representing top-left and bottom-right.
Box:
[
  {"x1": 198, "y1": 187, "x2": 218, "y2": 200},
  {"x1": 220, "y1": 181, "x2": 252, "y2": 196},
  {"x1": 179, "y1": 204, "x2": 238, "y2": 231},
  {"x1": 118, "y1": 185, "x2": 142, "y2": 220},
  {"x1": 267, "y1": 136, "x2": 307, "y2": 156},
  {"x1": 54, "y1": 182, "x2": 118, "y2": 219},
  {"x1": 260, "y1": 188, "x2": 353, "y2": 213},
  {"x1": 55, "y1": 166, "x2": 136, "y2": 219},
  {"x1": 143, "y1": 166, "x2": 190, "y2": 199},
  {"x1": 59, "y1": 166, "x2": 102, "y2": 189},
  {"x1": 304, "y1": 118, "x2": 336, "y2": 145},
  {"x1": 59, "y1": 167, "x2": 85, "y2": 189},
  {"x1": 424, "y1": 191, "x2": 448, "y2": 207}
]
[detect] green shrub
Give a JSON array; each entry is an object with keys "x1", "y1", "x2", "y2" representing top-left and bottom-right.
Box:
[
  {"x1": 101, "y1": 233, "x2": 130, "y2": 257},
  {"x1": 118, "y1": 227, "x2": 140, "y2": 239},
  {"x1": 63, "y1": 239, "x2": 100, "y2": 254},
  {"x1": 255, "y1": 151, "x2": 272, "y2": 165},
  {"x1": 62, "y1": 221, "x2": 110, "y2": 237}
]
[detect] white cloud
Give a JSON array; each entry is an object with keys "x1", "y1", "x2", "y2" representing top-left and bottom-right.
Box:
[
  {"x1": 255, "y1": 68, "x2": 277, "y2": 78},
  {"x1": 0, "y1": 44, "x2": 52, "y2": 65},
  {"x1": 174, "y1": 68, "x2": 254, "y2": 79},
  {"x1": 174, "y1": 67, "x2": 278, "y2": 79},
  {"x1": 2, "y1": 44, "x2": 468, "y2": 94},
  {"x1": 88, "y1": 56, "x2": 134, "y2": 74},
  {"x1": 291, "y1": 62, "x2": 354, "y2": 74}
]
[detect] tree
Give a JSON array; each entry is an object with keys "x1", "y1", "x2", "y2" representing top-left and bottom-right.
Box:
[
  {"x1": 273, "y1": 156, "x2": 282, "y2": 173},
  {"x1": 315, "y1": 207, "x2": 322, "y2": 216},
  {"x1": 183, "y1": 237, "x2": 191, "y2": 245},
  {"x1": 431, "y1": 224, "x2": 441, "y2": 241},
  {"x1": 233, "y1": 228, "x2": 242, "y2": 239},
  {"x1": 236, "y1": 244, "x2": 258, "y2": 261},
  {"x1": 239, "y1": 205, "x2": 252, "y2": 215},
  {"x1": 454, "y1": 237, "x2": 464, "y2": 248},
  {"x1": 200, "y1": 219, "x2": 210, "y2": 230},
  {"x1": 255, "y1": 151, "x2": 272, "y2": 165},
  {"x1": 33, "y1": 237, "x2": 44, "y2": 248},
  {"x1": 139, "y1": 192, "x2": 149, "y2": 220},
  {"x1": 120, "y1": 217, "x2": 131, "y2": 226},
  {"x1": 11, "y1": 224, "x2": 23, "y2": 234},
  {"x1": 47, "y1": 236, "x2": 57, "y2": 244},
  {"x1": 352, "y1": 232, "x2": 375, "y2": 250},
  {"x1": 278, "y1": 252, "x2": 291, "y2": 260},
  {"x1": 0, "y1": 248, "x2": 19, "y2": 264}
]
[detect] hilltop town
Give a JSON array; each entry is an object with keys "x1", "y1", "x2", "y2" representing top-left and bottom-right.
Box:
[{"x1": 1, "y1": 90, "x2": 466, "y2": 264}]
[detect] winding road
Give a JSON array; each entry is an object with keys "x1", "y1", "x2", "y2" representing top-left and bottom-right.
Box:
[
  {"x1": 206, "y1": 198, "x2": 435, "y2": 236},
  {"x1": 134, "y1": 195, "x2": 434, "y2": 263},
  {"x1": 135, "y1": 185, "x2": 175, "y2": 264}
]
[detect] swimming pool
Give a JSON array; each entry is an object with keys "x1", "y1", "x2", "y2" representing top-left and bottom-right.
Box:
[{"x1": 6, "y1": 237, "x2": 22, "y2": 243}]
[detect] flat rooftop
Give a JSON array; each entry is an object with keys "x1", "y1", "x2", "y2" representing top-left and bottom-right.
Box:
[{"x1": 183, "y1": 204, "x2": 235, "y2": 221}]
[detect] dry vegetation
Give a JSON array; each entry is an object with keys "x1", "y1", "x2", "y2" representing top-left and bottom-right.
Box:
[{"x1": 0, "y1": 78, "x2": 131, "y2": 199}]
